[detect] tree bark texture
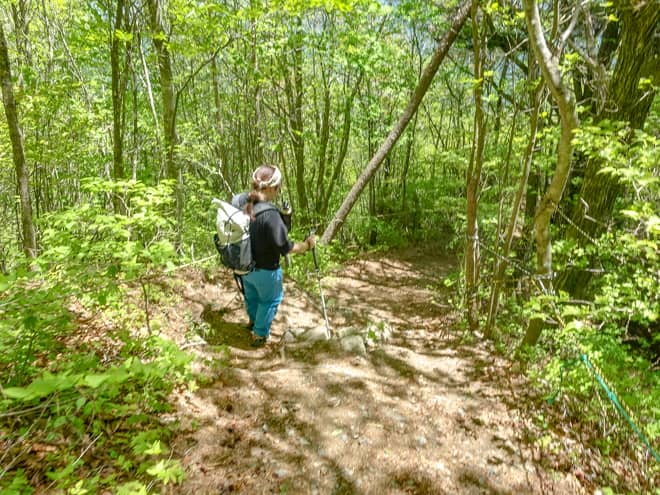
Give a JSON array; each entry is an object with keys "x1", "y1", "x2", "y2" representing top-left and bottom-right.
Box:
[
  {"x1": 465, "y1": 0, "x2": 486, "y2": 332},
  {"x1": 321, "y1": 0, "x2": 471, "y2": 244},
  {"x1": 147, "y1": 0, "x2": 177, "y2": 181},
  {"x1": 291, "y1": 20, "x2": 307, "y2": 217},
  {"x1": 111, "y1": 0, "x2": 128, "y2": 211},
  {"x1": 146, "y1": 0, "x2": 183, "y2": 249},
  {"x1": 521, "y1": 0, "x2": 578, "y2": 346},
  {"x1": 557, "y1": 0, "x2": 660, "y2": 296},
  {"x1": 0, "y1": 20, "x2": 36, "y2": 258}
]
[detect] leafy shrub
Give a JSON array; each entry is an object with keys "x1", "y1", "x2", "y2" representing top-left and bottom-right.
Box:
[{"x1": 0, "y1": 179, "x2": 193, "y2": 492}]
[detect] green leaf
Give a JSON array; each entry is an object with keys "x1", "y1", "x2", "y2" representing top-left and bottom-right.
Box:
[
  {"x1": 146, "y1": 459, "x2": 185, "y2": 485},
  {"x1": 23, "y1": 314, "x2": 39, "y2": 330},
  {"x1": 82, "y1": 374, "x2": 109, "y2": 388},
  {"x1": 116, "y1": 481, "x2": 148, "y2": 495},
  {"x1": 144, "y1": 440, "x2": 164, "y2": 455},
  {"x1": 2, "y1": 386, "x2": 33, "y2": 400},
  {"x1": 34, "y1": 375, "x2": 76, "y2": 396}
]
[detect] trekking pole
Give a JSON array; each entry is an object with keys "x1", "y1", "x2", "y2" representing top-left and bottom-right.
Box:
[{"x1": 309, "y1": 230, "x2": 332, "y2": 338}]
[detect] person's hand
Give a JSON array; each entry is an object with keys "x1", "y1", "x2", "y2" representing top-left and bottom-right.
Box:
[{"x1": 306, "y1": 235, "x2": 317, "y2": 251}]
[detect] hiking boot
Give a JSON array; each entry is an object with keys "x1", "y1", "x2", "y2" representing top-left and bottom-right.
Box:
[
  {"x1": 250, "y1": 336, "x2": 267, "y2": 348},
  {"x1": 246, "y1": 321, "x2": 254, "y2": 331}
]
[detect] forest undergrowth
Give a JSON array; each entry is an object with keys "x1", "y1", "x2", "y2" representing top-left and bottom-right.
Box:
[{"x1": 2, "y1": 243, "x2": 657, "y2": 494}]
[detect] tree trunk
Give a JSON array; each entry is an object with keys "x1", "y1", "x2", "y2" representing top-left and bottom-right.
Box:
[
  {"x1": 146, "y1": 0, "x2": 182, "y2": 248},
  {"x1": 111, "y1": 0, "x2": 128, "y2": 211},
  {"x1": 10, "y1": 0, "x2": 32, "y2": 68},
  {"x1": 251, "y1": 22, "x2": 265, "y2": 165},
  {"x1": 147, "y1": 0, "x2": 177, "y2": 181},
  {"x1": 315, "y1": 69, "x2": 330, "y2": 213},
  {"x1": 521, "y1": 0, "x2": 579, "y2": 347},
  {"x1": 292, "y1": 19, "x2": 307, "y2": 217},
  {"x1": 557, "y1": 0, "x2": 660, "y2": 296},
  {"x1": 0, "y1": 20, "x2": 36, "y2": 259},
  {"x1": 321, "y1": 0, "x2": 471, "y2": 244},
  {"x1": 485, "y1": 79, "x2": 542, "y2": 337},
  {"x1": 465, "y1": 0, "x2": 486, "y2": 332}
]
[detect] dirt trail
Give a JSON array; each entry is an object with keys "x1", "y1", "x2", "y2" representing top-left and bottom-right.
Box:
[{"x1": 165, "y1": 247, "x2": 582, "y2": 494}]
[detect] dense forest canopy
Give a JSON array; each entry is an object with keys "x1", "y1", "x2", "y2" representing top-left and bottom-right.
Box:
[{"x1": 0, "y1": 0, "x2": 658, "y2": 492}]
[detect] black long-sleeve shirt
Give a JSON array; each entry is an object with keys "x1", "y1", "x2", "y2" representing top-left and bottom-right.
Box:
[{"x1": 250, "y1": 207, "x2": 293, "y2": 270}]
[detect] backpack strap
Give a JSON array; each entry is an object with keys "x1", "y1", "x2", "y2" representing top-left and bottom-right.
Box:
[{"x1": 252, "y1": 202, "x2": 278, "y2": 217}]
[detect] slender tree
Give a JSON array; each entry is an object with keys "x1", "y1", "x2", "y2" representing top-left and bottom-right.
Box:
[
  {"x1": 465, "y1": 0, "x2": 487, "y2": 332},
  {"x1": 146, "y1": 0, "x2": 177, "y2": 181},
  {"x1": 521, "y1": 0, "x2": 579, "y2": 346},
  {"x1": 146, "y1": 0, "x2": 184, "y2": 249},
  {"x1": 485, "y1": 76, "x2": 543, "y2": 337},
  {"x1": 281, "y1": 16, "x2": 308, "y2": 217},
  {"x1": 110, "y1": 0, "x2": 130, "y2": 211},
  {"x1": 0, "y1": 18, "x2": 36, "y2": 258}
]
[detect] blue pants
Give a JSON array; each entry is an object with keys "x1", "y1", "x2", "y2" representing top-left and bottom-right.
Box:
[{"x1": 242, "y1": 268, "x2": 284, "y2": 338}]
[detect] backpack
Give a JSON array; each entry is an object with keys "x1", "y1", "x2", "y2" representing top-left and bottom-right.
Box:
[{"x1": 212, "y1": 198, "x2": 276, "y2": 274}]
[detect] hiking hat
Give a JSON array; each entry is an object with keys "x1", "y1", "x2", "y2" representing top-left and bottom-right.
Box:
[{"x1": 252, "y1": 165, "x2": 282, "y2": 190}]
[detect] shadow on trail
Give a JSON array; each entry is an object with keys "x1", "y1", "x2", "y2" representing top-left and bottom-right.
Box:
[
  {"x1": 172, "y1": 248, "x2": 549, "y2": 494},
  {"x1": 178, "y1": 331, "x2": 497, "y2": 491},
  {"x1": 388, "y1": 469, "x2": 450, "y2": 495},
  {"x1": 198, "y1": 308, "x2": 253, "y2": 349}
]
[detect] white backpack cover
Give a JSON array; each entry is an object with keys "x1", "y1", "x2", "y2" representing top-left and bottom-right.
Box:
[{"x1": 212, "y1": 198, "x2": 253, "y2": 274}]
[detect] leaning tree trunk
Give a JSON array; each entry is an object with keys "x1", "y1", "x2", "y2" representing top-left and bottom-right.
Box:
[
  {"x1": 0, "y1": 20, "x2": 36, "y2": 259},
  {"x1": 465, "y1": 0, "x2": 486, "y2": 332},
  {"x1": 521, "y1": 0, "x2": 578, "y2": 347},
  {"x1": 321, "y1": 0, "x2": 471, "y2": 244}
]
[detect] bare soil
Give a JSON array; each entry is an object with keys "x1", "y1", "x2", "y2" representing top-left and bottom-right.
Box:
[{"x1": 164, "y1": 246, "x2": 584, "y2": 494}]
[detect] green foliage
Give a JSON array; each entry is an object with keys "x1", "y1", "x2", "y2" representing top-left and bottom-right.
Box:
[
  {"x1": 1, "y1": 470, "x2": 32, "y2": 495},
  {"x1": 146, "y1": 459, "x2": 185, "y2": 485},
  {"x1": 0, "y1": 0, "x2": 657, "y2": 491},
  {"x1": 0, "y1": 179, "x2": 179, "y2": 385},
  {"x1": 181, "y1": 176, "x2": 223, "y2": 258},
  {"x1": 0, "y1": 179, "x2": 193, "y2": 492},
  {"x1": 0, "y1": 335, "x2": 192, "y2": 493},
  {"x1": 39, "y1": 178, "x2": 177, "y2": 277},
  {"x1": 523, "y1": 120, "x2": 660, "y2": 490}
]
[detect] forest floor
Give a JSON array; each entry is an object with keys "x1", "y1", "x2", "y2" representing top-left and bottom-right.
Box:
[{"x1": 162, "y1": 245, "x2": 585, "y2": 494}]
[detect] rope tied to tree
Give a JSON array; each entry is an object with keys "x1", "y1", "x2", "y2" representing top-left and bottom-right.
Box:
[{"x1": 547, "y1": 349, "x2": 660, "y2": 464}]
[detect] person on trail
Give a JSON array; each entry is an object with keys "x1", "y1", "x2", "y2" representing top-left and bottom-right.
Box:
[{"x1": 233, "y1": 165, "x2": 315, "y2": 347}]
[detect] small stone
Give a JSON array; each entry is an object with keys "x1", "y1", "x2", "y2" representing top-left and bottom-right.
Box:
[
  {"x1": 340, "y1": 335, "x2": 366, "y2": 355},
  {"x1": 287, "y1": 327, "x2": 307, "y2": 337},
  {"x1": 303, "y1": 326, "x2": 331, "y2": 342},
  {"x1": 335, "y1": 326, "x2": 360, "y2": 339},
  {"x1": 471, "y1": 416, "x2": 485, "y2": 426},
  {"x1": 274, "y1": 468, "x2": 290, "y2": 478}
]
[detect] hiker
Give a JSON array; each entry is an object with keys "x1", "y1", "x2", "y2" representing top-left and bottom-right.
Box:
[{"x1": 233, "y1": 165, "x2": 315, "y2": 347}]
